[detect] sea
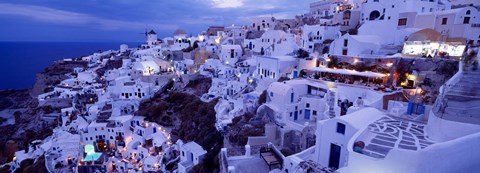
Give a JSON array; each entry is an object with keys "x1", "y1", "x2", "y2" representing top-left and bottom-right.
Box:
[{"x1": 0, "y1": 42, "x2": 142, "y2": 89}]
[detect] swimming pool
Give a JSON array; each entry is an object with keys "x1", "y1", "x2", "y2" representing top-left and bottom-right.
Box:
[{"x1": 84, "y1": 152, "x2": 102, "y2": 162}]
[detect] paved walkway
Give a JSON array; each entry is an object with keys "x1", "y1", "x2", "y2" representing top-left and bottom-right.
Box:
[{"x1": 359, "y1": 116, "x2": 435, "y2": 159}]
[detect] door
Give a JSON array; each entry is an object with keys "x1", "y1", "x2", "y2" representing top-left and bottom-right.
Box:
[
  {"x1": 293, "y1": 71, "x2": 298, "y2": 78},
  {"x1": 294, "y1": 111, "x2": 298, "y2": 121},
  {"x1": 304, "y1": 109, "x2": 311, "y2": 120},
  {"x1": 329, "y1": 143, "x2": 341, "y2": 169}
]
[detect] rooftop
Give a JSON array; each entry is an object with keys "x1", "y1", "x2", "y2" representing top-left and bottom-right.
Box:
[{"x1": 355, "y1": 115, "x2": 436, "y2": 159}]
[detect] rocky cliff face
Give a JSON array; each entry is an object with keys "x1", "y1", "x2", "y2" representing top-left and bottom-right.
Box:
[
  {"x1": 0, "y1": 60, "x2": 86, "y2": 165},
  {"x1": 30, "y1": 60, "x2": 87, "y2": 97}
]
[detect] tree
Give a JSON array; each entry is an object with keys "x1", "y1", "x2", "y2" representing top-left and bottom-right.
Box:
[
  {"x1": 296, "y1": 49, "x2": 309, "y2": 59},
  {"x1": 258, "y1": 90, "x2": 267, "y2": 105},
  {"x1": 327, "y1": 56, "x2": 339, "y2": 68}
]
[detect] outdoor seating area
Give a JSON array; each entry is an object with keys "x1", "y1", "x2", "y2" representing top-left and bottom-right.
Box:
[
  {"x1": 305, "y1": 67, "x2": 403, "y2": 92},
  {"x1": 260, "y1": 147, "x2": 282, "y2": 170}
]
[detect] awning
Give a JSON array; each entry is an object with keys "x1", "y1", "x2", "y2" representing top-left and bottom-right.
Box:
[{"x1": 308, "y1": 67, "x2": 386, "y2": 78}]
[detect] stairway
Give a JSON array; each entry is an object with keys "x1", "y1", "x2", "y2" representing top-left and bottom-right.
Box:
[{"x1": 435, "y1": 64, "x2": 480, "y2": 124}]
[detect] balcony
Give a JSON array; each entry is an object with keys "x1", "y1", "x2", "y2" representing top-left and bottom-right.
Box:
[{"x1": 471, "y1": 23, "x2": 480, "y2": 28}]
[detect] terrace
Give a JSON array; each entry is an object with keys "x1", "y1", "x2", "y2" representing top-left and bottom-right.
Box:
[{"x1": 354, "y1": 116, "x2": 435, "y2": 159}]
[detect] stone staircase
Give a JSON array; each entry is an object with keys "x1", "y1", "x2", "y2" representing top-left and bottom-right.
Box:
[{"x1": 435, "y1": 65, "x2": 480, "y2": 124}]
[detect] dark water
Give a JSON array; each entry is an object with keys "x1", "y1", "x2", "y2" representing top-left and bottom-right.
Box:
[{"x1": 0, "y1": 42, "x2": 141, "y2": 89}]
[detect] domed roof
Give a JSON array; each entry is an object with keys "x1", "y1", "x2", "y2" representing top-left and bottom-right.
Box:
[
  {"x1": 148, "y1": 30, "x2": 157, "y2": 35},
  {"x1": 407, "y1": 28, "x2": 443, "y2": 42},
  {"x1": 173, "y1": 29, "x2": 187, "y2": 36}
]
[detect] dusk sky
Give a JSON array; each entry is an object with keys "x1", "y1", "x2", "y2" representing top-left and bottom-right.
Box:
[{"x1": 0, "y1": 0, "x2": 312, "y2": 42}]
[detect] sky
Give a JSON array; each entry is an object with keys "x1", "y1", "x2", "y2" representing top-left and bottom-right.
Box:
[{"x1": 0, "y1": 0, "x2": 313, "y2": 42}]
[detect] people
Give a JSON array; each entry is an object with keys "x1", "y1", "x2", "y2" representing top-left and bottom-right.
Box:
[{"x1": 354, "y1": 97, "x2": 364, "y2": 107}]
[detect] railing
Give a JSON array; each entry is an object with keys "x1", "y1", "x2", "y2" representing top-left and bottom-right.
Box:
[
  {"x1": 471, "y1": 23, "x2": 480, "y2": 28},
  {"x1": 219, "y1": 149, "x2": 229, "y2": 173}
]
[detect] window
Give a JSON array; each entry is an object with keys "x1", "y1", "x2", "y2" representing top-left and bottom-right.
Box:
[
  {"x1": 270, "y1": 92, "x2": 273, "y2": 97},
  {"x1": 313, "y1": 111, "x2": 317, "y2": 115},
  {"x1": 336, "y1": 123, "x2": 346, "y2": 134},
  {"x1": 466, "y1": 10, "x2": 471, "y2": 15},
  {"x1": 442, "y1": 18, "x2": 448, "y2": 25},
  {"x1": 291, "y1": 93, "x2": 294, "y2": 103},
  {"x1": 343, "y1": 39, "x2": 348, "y2": 47},
  {"x1": 464, "y1": 17, "x2": 470, "y2": 24},
  {"x1": 306, "y1": 103, "x2": 310, "y2": 108},
  {"x1": 342, "y1": 49, "x2": 348, "y2": 55},
  {"x1": 422, "y1": 7, "x2": 425, "y2": 12},
  {"x1": 398, "y1": 18, "x2": 407, "y2": 26},
  {"x1": 290, "y1": 112, "x2": 293, "y2": 117}
]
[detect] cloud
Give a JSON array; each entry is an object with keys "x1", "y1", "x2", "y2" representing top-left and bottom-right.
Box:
[
  {"x1": 0, "y1": 3, "x2": 178, "y2": 31},
  {"x1": 211, "y1": 0, "x2": 244, "y2": 8}
]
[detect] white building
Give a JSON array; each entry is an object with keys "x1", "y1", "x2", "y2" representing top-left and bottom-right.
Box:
[
  {"x1": 256, "y1": 55, "x2": 298, "y2": 80},
  {"x1": 171, "y1": 29, "x2": 191, "y2": 51},
  {"x1": 220, "y1": 44, "x2": 243, "y2": 65},
  {"x1": 414, "y1": 6, "x2": 480, "y2": 45},
  {"x1": 302, "y1": 25, "x2": 340, "y2": 53},
  {"x1": 251, "y1": 17, "x2": 276, "y2": 31},
  {"x1": 330, "y1": 33, "x2": 383, "y2": 56},
  {"x1": 177, "y1": 141, "x2": 207, "y2": 173},
  {"x1": 133, "y1": 60, "x2": 160, "y2": 76}
]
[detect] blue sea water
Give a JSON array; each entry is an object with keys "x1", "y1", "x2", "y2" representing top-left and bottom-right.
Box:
[{"x1": 0, "y1": 42, "x2": 142, "y2": 89}]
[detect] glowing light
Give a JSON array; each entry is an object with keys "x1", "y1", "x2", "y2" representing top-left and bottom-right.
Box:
[
  {"x1": 353, "y1": 59, "x2": 359, "y2": 64},
  {"x1": 326, "y1": 58, "x2": 331, "y2": 62},
  {"x1": 386, "y1": 62, "x2": 393, "y2": 67},
  {"x1": 407, "y1": 74, "x2": 416, "y2": 80},
  {"x1": 416, "y1": 88, "x2": 422, "y2": 94}
]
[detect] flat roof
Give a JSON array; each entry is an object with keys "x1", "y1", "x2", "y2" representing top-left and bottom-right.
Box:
[{"x1": 308, "y1": 67, "x2": 386, "y2": 78}]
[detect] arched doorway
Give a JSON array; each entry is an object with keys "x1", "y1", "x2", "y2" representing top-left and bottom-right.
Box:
[{"x1": 369, "y1": 10, "x2": 380, "y2": 20}]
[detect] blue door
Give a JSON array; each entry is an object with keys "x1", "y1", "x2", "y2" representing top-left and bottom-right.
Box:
[
  {"x1": 293, "y1": 71, "x2": 298, "y2": 78},
  {"x1": 304, "y1": 109, "x2": 311, "y2": 120},
  {"x1": 294, "y1": 111, "x2": 298, "y2": 120},
  {"x1": 329, "y1": 143, "x2": 341, "y2": 169}
]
